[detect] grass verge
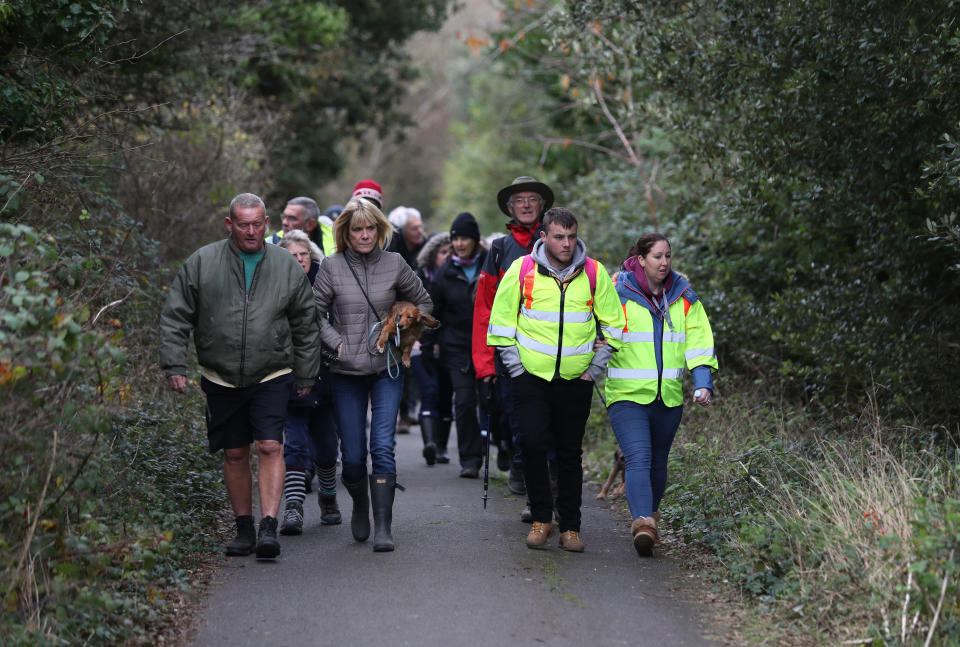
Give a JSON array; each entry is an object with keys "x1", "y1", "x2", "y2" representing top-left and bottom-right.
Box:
[{"x1": 584, "y1": 381, "x2": 959, "y2": 645}]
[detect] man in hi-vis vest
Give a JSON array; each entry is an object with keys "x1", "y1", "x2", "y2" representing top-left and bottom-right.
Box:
[{"x1": 487, "y1": 207, "x2": 625, "y2": 552}]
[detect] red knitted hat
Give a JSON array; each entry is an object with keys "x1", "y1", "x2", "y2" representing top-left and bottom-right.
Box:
[{"x1": 351, "y1": 179, "x2": 383, "y2": 208}]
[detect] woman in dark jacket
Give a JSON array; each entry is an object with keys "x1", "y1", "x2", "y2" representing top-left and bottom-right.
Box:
[
  {"x1": 412, "y1": 233, "x2": 454, "y2": 465},
  {"x1": 313, "y1": 198, "x2": 432, "y2": 551},
  {"x1": 422, "y1": 212, "x2": 488, "y2": 477}
]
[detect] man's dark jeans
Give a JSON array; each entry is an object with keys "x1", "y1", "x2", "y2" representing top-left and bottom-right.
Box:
[{"x1": 510, "y1": 371, "x2": 593, "y2": 532}]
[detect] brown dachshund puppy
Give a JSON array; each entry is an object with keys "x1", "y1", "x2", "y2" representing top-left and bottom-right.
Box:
[
  {"x1": 375, "y1": 301, "x2": 440, "y2": 367},
  {"x1": 596, "y1": 448, "x2": 626, "y2": 500}
]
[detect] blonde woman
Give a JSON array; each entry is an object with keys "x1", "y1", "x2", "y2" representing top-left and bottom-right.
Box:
[{"x1": 312, "y1": 198, "x2": 432, "y2": 551}]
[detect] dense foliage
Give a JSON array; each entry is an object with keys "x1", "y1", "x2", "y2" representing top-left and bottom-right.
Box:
[
  {"x1": 441, "y1": 0, "x2": 960, "y2": 421},
  {"x1": 0, "y1": 0, "x2": 451, "y2": 642}
]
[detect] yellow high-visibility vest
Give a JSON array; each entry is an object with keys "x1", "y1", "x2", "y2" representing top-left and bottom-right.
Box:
[
  {"x1": 605, "y1": 291, "x2": 717, "y2": 407},
  {"x1": 487, "y1": 255, "x2": 624, "y2": 381}
]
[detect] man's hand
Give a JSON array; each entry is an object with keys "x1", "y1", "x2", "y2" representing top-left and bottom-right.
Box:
[
  {"x1": 297, "y1": 386, "x2": 312, "y2": 398},
  {"x1": 592, "y1": 338, "x2": 608, "y2": 352},
  {"x1": 167, "y1": 374, "x2": 187, "y2": 393},
  {"x1": 477, "y1": 377, "x2": 496, "y2": 412},
  {"x1": 579, "y1": 371, "x2": 594, "y2": 381}
]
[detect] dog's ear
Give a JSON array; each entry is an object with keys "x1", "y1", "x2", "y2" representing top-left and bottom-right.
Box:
[{"x1": 418, "y1": 312, "x2": 440, "y2": 329}]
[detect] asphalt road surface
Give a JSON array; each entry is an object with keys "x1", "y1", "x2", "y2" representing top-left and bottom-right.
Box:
[{"x1": 188, "y1": 428, "x2": 722, "y2": 646}]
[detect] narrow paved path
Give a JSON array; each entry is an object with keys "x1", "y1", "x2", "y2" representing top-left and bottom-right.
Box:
[{"x1": 188, "y1": 429, "x2": 721, "y2": 646}]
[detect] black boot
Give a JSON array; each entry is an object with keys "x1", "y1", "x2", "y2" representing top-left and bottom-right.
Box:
[
  {"x1": 435, "y1": 418, "x2": 452, "y2": 464},
  {"x1": 342, "y1": 477, "x2": 370, "y2": 542},
  {"x1": 369, "y1": 474, "x2": 396, "y2": 552},
  {"x1": 319, "y1": 492, "x2": 342, "y2": 525},
  {"x1": 255, "y1": 515, "x2": 281, "y2": 559},
  {"x1": 420, "y1": 416, "x2": 437, "y2": 466},
  {"x1": 225, "y1": 515, "x2": 256, "y2": 556}
]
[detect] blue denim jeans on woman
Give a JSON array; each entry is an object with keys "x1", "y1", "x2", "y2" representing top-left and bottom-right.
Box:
[
  {"x1": 607, "y1": 400, "x2": 684, "y2": 519},
  {"x1": 329, "y1": 370, "x2": 404, "y2": 483}
]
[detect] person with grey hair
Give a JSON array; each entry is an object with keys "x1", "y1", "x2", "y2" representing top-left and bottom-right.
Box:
[
  {"x1": 473, "y1": 176, "x2": 555, "y2": 516},
  {"x1": 267, "y1": 196, "x2": 330, "y2": 254},
  {"x1": 159, "y1": 192, "x2": 322, "y2": 559},
  {"x1": 275, "y1": 230, "x2": 342, "y2": 533},
  {"x1": 386, "y1": 205, "x2": 426, "y2": 270}
]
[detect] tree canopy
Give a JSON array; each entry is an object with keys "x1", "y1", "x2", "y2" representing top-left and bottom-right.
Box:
[{"x1": 439, "y1": 0, "x2": 960, "y2": 419}]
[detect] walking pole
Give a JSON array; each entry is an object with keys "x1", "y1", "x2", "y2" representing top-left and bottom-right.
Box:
[{"x1": 481, "y1": 414, "x2": 491, "y2": 509}]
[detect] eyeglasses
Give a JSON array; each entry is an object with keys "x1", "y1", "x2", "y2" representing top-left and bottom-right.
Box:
[{"x1": 509, "y1": 196, "x2": 542, "y2": 206}]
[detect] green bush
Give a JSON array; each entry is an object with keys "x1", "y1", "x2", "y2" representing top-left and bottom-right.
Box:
[{"x1": 0, "y1": 214, "x2": 227, "y2": 644}]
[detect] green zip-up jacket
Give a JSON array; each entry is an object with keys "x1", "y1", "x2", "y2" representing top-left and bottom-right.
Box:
[{"x1": 159, "y1": 239, "x2": 322, "y2": 389}]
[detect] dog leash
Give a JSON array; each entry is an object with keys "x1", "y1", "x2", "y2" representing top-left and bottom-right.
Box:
[{"x1": 384, "y1": 316, "x2": 402, "y2": 380}]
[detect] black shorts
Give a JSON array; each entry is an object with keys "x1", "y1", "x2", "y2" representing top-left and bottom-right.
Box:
[{"x1": 201, "y1": 373, "x2": 294, "y2": 453}]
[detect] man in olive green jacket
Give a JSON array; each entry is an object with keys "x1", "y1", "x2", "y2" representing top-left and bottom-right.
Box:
[{"x1": 159, "y1": 193, "x2": 322, "y2": 559}]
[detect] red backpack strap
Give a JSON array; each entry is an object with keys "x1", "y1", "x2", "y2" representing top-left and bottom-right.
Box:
[
  {"x1": 584, "y1": 257, "x2": 598, "y2": 306},
  {"x1": 520, "y1": 255, "x2": 536, "y2": 309}
]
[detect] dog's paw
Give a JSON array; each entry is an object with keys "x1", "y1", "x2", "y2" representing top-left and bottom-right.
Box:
[
  {"x1": 375, "y1": 342, "x2": 386, "y2": 354},
  {"x1": 596, "y1": 492, "x2": 607, "y2": 500}
]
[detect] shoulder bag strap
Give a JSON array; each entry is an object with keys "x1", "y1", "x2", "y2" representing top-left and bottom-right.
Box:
[{"x1": 345, "y1": 257, "x2": 383, "y2": 321}]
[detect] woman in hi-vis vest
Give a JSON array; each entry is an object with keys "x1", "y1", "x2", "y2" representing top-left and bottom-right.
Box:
[{"x1": 604, "y1": 233, "x2": 719, "y2": 557}]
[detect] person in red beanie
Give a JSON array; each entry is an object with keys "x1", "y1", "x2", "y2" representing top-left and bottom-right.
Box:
[{"x1": 350, "y1": 180, "x2": 383, "y2": 210}]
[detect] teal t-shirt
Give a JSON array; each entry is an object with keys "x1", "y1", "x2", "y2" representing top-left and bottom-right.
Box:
[{"x1": 239, "y1": 249, "x2": 265, "y2": 292}]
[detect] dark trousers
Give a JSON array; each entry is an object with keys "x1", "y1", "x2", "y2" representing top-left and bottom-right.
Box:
[
  {"x1": 493, "y1": 356, "x2": 523, "y2": 467},
  {"x1": 410, "y1": 353, "x2": 452, "y2": 421},
  {"x1": 445, "y1": 347, "x2": 482, "y2": 469},
  {"x1": 511, "y1": 372, "x2": 593, "y2": 532}
]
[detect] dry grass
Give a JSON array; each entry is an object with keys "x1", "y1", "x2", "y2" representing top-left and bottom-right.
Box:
[{"x1": 644, "y1": 385, "x2": 960, "y2": 645}]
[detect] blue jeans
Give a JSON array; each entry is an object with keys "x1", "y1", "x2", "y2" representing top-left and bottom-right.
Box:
[
  {"x1": 607, "y1": 400, "x2": 684, "y2": 519},
  {"x1": 283, "y1": 406, "x2": 339, "y2": 469},
  {"x1": 283, "y1": 377, "x2": 339, "y2": 470},
  {"x1": 330, "y1": 370, "x2": 404, "y2": 483}
]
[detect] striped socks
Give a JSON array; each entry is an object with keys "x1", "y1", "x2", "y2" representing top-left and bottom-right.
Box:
[
  {"x1": 316, "y1": 465, "x2": 337, "y2": 496},
  {"x1": 283, "y1": 468, "x2": 308, "y2": 507}
]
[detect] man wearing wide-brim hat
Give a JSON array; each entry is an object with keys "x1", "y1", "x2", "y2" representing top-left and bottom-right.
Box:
[{"x1": 471, "y1": 176, "x2": 553, "y2": 506}]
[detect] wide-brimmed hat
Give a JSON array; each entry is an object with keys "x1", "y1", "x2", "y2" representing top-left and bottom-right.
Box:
[{"x1": 496, "y1": 176, "x2": 554, "y2": 216}]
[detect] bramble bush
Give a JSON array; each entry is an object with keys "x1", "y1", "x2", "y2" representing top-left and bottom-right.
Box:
[{"x1": 0, "y1": 207, "x2": 227, "y2": 644}]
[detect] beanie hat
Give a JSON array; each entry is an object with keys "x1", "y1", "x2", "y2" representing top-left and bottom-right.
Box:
[
  {"x1": 324, "y1": 204, "x2": 344, "y2": 220},
  {"x1": 450, "y1": 211, "x2": 480, "y2": 241},
  {"x1": 351, "y1": 180, "x2": 383, "y2": 208}
]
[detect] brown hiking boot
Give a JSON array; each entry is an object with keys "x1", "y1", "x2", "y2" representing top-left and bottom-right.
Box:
[
  {"x1": 525, "y1": 521, "x2": 555, "y2": 549},
  {"x1": 631, "y1": 517, "x2": 658, "y2": 557},
  {"x1": 558, "y1": 530, "x2": 585, "y2": 552}
]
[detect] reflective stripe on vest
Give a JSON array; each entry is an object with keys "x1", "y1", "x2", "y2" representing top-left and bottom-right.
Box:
[
  {"x1": 488, "y1": 323, "x2": 517, "y2": 338},
  {"x1": 520, "y1": 307, "x2": 594, "y2": 324},
  {"x1": 608, "y1": 367, "x2": 684, "y2": 380},
  {"x1": 516, "y1": 332, "x2": 594, "y2": 358},
  {"x1": 685, "y1": 347, "x2": 715, "y2": 361}
]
